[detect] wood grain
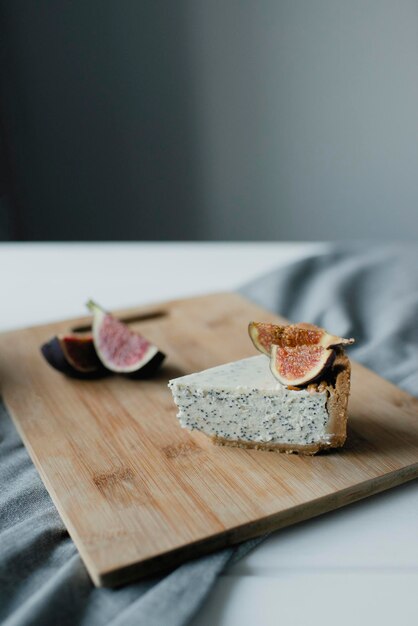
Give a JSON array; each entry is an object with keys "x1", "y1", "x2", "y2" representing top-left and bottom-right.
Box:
[{"x1": 0, "y1": 292, "x2": 418, "y2": 587}]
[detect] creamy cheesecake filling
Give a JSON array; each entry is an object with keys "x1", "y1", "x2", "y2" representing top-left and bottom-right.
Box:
[{"x1": 169, "y1": 355, "x2": 331, "y2": 446}]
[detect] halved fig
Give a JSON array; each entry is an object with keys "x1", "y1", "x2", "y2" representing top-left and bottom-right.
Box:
[
  {"x1": 249, "y1": 321, "x2": 354, "y2": 355},
  {"x1": 270, "y1": 343, "x2": 336, "y2": 387},
  {"x1": 87, "y1": 300, "x2": 165, "y2": 378},
  {"x1": 41, "y1": 334, "x2": 107, "y2": 378},
  {"x1": 249, "y1": 321, "x2": 354, "y2": 387}
]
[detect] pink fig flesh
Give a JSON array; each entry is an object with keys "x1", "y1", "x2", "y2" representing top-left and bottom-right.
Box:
[
  {"x1": 270, "y1": 343, "x2": 335, "y2": 387},
  {"x1": 87, "y1": 300, "x2": 165, "y2": 377}
]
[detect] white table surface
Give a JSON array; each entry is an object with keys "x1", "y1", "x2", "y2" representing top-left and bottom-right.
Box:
[{"x1": 2, "y1": 242, "x2": 417, "y2": 626}]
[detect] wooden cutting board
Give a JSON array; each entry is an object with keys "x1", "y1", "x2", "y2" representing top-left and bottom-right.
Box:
[{"x1": 1, "y1": 292, "x2": 418, "y2": 587}]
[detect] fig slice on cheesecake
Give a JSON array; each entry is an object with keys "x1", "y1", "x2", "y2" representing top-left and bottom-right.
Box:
[{"x1": 249, "y1": 321, "x2": 354, "y2": 387}]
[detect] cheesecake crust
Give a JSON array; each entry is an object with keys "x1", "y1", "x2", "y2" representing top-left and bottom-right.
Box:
[
  {"x1": 323, "y1": 349, "x2": 351, "y2": 450},
  {"x1": 213, "y1": 349, "x2": 351, "y2": 455}
]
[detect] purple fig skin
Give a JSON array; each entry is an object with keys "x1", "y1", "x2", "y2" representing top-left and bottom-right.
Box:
[
  {"x1": 126, "y1": 351, "x2": 166, "y2": 379},
  {"x1": 41, "y1": 336, "x2": 109, "y2": 379}
]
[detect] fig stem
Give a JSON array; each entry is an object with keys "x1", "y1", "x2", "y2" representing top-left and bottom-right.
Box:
[{"x1": 86, "y1": 299, "x2": 99, "y2": 313}]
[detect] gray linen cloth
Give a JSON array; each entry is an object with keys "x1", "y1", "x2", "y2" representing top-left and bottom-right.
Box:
[{"x1": 1, "y1": 246, "x2": 417, "y2": 626}]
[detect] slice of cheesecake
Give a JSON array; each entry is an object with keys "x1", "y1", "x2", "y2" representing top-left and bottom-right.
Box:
[{"x1": 168, "y1": 350, "x2": 350, "y2": 455}]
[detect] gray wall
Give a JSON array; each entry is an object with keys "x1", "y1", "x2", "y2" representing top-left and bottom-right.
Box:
[
  {"x1": 1, "y1": 1, "x2": 200, "y2": 240},
  {"x1": 1, "y1": 1, "x2": 418, "y2": 240}
]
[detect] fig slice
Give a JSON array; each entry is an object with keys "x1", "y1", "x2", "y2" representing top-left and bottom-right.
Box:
[
  {"x1": 41, "y1": 334, "x2": 107, "y2": 378},
  {"x1": 87, "y1": 300, "x2": 165, "y2": 377},
  {"x1": 249, "y1": 321, "x2": 354, "y2": 387},
  {"x1": 248, "y1": 322, "x2": 284, "y2": 356},
  {"x1": 270, "y1": 343, "x2": 336, "y2": 387},
  {"x1": 249, "y1": 321, "x2": 354, "y2": 355}
]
